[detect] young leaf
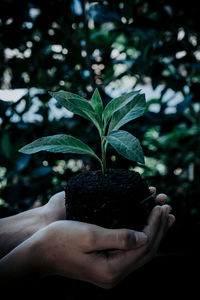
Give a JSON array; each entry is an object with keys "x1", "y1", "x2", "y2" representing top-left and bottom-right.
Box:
[
  {"x1": 104, "y1": 130, "x2": 144, "y2": 164},
  {"x1": 19, "y1": 134, "x2": 102, "y2": 165},
  {"x1": 49, "y1": 91, "x2": 103, "y2": 136},
  {"x1": 108, "y1": 93, "x2": 146, "y2": 133},
  {"x1": 49, "y1": 91, "x2": 93, "y2": 120},
  {"x1": 103, "y1": 90, "x2": 140, "y2": 128},
  {"x1": 91, "y1": 88, "x2": 103, "y2": 117}
]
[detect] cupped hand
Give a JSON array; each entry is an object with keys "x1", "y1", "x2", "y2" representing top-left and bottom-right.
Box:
[
  {"x1": 34, "y1": 204, "x2": 175, "y2": 289},
  {"x1": 44, "y1": 186, "x2": 168, "y2": 223}
]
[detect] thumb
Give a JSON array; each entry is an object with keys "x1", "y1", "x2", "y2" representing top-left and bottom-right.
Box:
[{"x1": 94, "y1": 227, "x2": 148, "y2": 251}]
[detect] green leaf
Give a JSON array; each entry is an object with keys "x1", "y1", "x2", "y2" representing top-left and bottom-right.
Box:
[
  {"x1": 91, "y1": 88, "x2": 103, "y2": 117},
  {"x1": 49, "y1": 91, "x2": 92, "y2": 120},
  {"x1": 103, "y1": 90, "x2": 140, "y2": 129},
  {"x1": 104, "y1": 130, "x2": 144, "y2": 164},
  {"x1": 49, "y1": 90, "x2": 103, "y2": 136},
  {"x1": 19, "y1": 134, "x2": 102, "y2": 165},
  {"x1": 108, "y1": 93, "x2": 146, "y2": 133}
]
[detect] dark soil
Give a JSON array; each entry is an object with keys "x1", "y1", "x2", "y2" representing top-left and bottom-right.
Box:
[{"x1": 65, "y1": 168, "x2": 153, "y2": 230}]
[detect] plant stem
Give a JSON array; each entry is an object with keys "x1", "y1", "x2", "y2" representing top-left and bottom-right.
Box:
[{"x1": 101, "y1": 138, "x2": 106, "y2": 176}]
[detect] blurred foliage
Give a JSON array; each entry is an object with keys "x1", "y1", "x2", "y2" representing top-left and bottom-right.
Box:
[{"x1": 0, "y1": 0, "x2": 200, "y2": 255}]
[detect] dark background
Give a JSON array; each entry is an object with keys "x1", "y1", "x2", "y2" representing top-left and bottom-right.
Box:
[{"x1": 0, "y1": 0, "x2": 200, "y2": 296}]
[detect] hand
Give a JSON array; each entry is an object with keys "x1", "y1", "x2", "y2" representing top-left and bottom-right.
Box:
[
  {"x1": 43, "y1": 186, "x2": 168, "y2": 223},
  {"x1": 31, "y1": 204, "x2": 175, "y2": 289},
  {"x1": 0, "y1": 185, "x2": 169, "y2": 261},
  {"x1": 0, "y1": 199, "x2": 175, "y2": 289}
]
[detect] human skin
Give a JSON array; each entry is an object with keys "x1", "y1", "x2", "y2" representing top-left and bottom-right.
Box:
[
  {"x1": 0, "y1": 187, "x2": 166, "y2": 258},
  {"x1": 0, "y1": 187, "x2": 175, "y2": 289},
  {"x1": 0, "y1": 191, "x2": 66, "y2": 258}
]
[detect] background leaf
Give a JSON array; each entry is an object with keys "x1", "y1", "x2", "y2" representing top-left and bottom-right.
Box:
[
  {"x1": 88, "y1": 3, "x2": 121, "y2": 23},
  {"x1": 104, "y1": 130, "x2": 144, "y2": 164},
  {"x1": 1, "y1": 133, "x2": 12, "y2": 160}
]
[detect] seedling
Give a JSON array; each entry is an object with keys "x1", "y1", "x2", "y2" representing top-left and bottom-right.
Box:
[{"x1": 19, "y1": 88, "x2": 146, "y2": 175}]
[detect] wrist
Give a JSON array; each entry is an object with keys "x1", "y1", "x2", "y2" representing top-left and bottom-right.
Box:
[{"x1": 29, "y1": 224, "x2": 57, "y2": 279}]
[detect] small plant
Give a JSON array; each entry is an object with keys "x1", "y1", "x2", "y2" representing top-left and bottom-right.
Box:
[{"x1": 19, "y1": 88, "x2": 146, "y2": 175}]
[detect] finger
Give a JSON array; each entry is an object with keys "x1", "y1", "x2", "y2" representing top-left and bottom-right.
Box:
[
  {"x1": 158, "y1": 204, "x2": 172, "y2": 234},
  {"x1": 105, "y1": 206, "x2": 175, "y2": 281},
  {"x1": 143, "y1": 205, "x2": 161, "y2": 238},
  {"x1": 168, "y1": 214, "x2": 175, "y2": 227},
  {"x1": 48, "y1": 191, "x2": 65, "y2": 203},
  {"x1": 93, "y1": 227, "x2": 148, "y2": 251},
  {"x1": 155, "y1": 193, "x2": 167, "y2": 205},
  {"x1": 148, "y1": 205, "x2": 172, "y2": 252},
  {"x1": 149, "y1": 186, "x2": 156, "y2": 195},
  {"x1": 101, "y1": 207, "x2": 163, "y2": 282},
  {"x1": 119, "y1": 206, "x2": 173, "y2": 273}
]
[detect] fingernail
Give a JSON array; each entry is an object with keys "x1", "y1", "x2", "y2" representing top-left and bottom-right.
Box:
[
  {"x1": 149, "y1": 186, "x2": 156, "y2": 193},
  {"x1": 136, "y1": 232, "x2": 148, "y2": 246},
  {"x1": 157, "y1": 193, "x2": 168, "y2": 202},
  {"x1": 160, "y1": 204, "x2": 171, "y2": 215},
  {"x1": 154, "y1": 205, "x2": 161, "y2": 215}
]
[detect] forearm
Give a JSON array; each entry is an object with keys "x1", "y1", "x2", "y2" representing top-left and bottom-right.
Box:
[
  {"x1": 0, "y1": 236, "x2": 38, "y2": 286},
  {"x1": 0, "y1": 224, "x2": 54, "y2": 288},
  {"x1": 0, "y1": 191, "x2": 66, "y2": 259},
  {"x1": 0, "y1": 206, "x2": 49, "y2": 258}
]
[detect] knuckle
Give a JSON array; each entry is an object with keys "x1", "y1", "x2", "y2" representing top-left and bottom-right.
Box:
[
  {"x1": 124, "y1": 231, "x2": 133, "y2": 248},
  {"x1": 120, "y1": 230, "x2": 135, "y2": 249}
]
